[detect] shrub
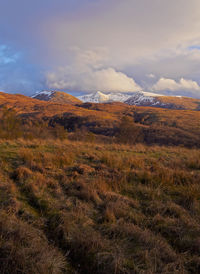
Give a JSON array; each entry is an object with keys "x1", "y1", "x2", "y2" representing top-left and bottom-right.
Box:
[
  {"x1": 116, "y1": 116, "x2": 143, "y2": 145},
  {"x1": 0, "y1": 107, "x2": 22, "y2": 139}
]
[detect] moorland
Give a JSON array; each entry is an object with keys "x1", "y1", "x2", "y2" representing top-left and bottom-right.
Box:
[{"x1": 0, "y1": 91, "x2": 200, "y2": 273}]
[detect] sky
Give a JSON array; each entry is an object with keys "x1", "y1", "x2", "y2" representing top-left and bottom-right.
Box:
[{"x1": 1, "y1": 0, "x2": 200, "y2": 98}]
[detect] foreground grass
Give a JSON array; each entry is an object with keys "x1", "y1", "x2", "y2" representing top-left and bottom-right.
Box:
[{"x1": 0, "y1": 139, "x2": 200, "y2": 273}]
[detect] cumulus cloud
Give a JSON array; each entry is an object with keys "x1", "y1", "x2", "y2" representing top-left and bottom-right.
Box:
[
  {"x1": 46, "y1": 67, "x2": 141, "y2": 92},
  {"x1": 46, "y1": 47, "x2": 141, "y2": 92},
  {"x1": 152, "y1": 78, "x2": 200, "y2": 96}
]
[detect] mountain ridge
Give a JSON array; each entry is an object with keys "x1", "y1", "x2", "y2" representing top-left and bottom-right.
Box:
[
  {"x1": 78, "y1": 91, "x2": 200, "y2": 110},
  {"x1": 32, "y1": 90, "x2": 81, "y2": 105},
  {"x1": 78, "y1": 91, "x2": 132, "y2": 103}
]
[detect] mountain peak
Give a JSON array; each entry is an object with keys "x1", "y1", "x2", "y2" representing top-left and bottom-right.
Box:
[
  {"x1": 31, "y1": 90, "x2": 81, "y2": 105},
  {"x1": 78, "y1": 91, "x2": 133, "y2": 103}
]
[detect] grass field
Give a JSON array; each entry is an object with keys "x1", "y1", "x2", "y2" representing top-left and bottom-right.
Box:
[{"x1": 0, "y1": 139, "x2": 200, "y2": 273}]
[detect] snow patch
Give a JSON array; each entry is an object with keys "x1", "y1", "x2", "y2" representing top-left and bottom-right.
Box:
[
  {"x1": 78, "y1": 91, "x2": 164, "y2": 104},
  {"x1": 31, "y1": 90, "x2": 54, "y2": 98}
]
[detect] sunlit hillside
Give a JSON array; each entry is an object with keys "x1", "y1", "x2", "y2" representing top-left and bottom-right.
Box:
[
  {"x1": 0, "y1": 92, "x2": 200, "y2": 147},
  {"x1": 32, "y1": 91, "x2": 82, "y2": 105},
  {"x1": 0, "y1": 92, "x2": 200, "y2": 273},
  {"x1": 157, "y1": 95, "x2": 200, "y2": 110}
]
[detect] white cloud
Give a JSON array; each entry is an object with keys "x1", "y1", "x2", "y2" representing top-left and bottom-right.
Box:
[
  {"x1": 46, "y1": 67, "x2": 141, "y2": 92},
  {"x1": 84, "y1": 68, "x2": 141, "y2": 92},
  {"x1": 152, "y1": 77, "x2": 200, "y2": 94},
  {"x1": 46, "y1": 47, "x2": 141, "y2": 92}
]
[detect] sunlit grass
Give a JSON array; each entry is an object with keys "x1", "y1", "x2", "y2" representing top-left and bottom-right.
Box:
[{"x1": 0, "y1": 139, "x2": 200, "y2": 273}]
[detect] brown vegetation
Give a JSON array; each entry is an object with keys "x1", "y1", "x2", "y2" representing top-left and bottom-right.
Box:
[
  {"x1": 33, "y1": 91, "x2": 82, "y2": 105},
  {"x1": 157, "y1": 95, "x2": 200, "y2": 110},
  {"x1": 0, "y1": 93, "x2": 200, "y2": 273},
  {"x1": 0, "y1": 139, "x2": 199, "y2": 273},
  {"x1": 0, "y1": 92, "x2": 200, "y2": 147}
]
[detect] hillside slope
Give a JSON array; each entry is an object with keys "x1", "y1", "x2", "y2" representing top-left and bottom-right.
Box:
[
  {"x1": 32, "y1": 90, "x2": 82, "y2": 105},
  {"x1": 125, "y1": 92, "x2": 200, "y2": 110},
  {"x1": 0, "y1": 92, "x2": 200, "y2": 147}
]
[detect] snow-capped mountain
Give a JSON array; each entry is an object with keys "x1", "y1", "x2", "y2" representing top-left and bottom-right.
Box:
[
  {"x1": 31, "y1": 90, "x2": 188, "y2": 110},
  {"x1": 31, "y1": 90, "x2": 81, "y2": 104},
  {"x1": 78, "y1": 91, "x2": 134, "y2": 103},
  {"x1": 125, "y1": 92, "x2": 187, "y2": 109},
  {"x1": 77, "y1": 91, "x2": 187, "y2": 110},
  {"x1": 125, "y1": 91, "x2": 164, "y2": 106},
  {"x1": 78, "y1": 91, "x2": 110, "y2": 103}
]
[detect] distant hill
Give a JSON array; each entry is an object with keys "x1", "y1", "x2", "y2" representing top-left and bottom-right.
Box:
[
  {"x1": 125, "y1": 92, "x2": 200, "y2": 110},
  {"x1": 32, "y1": 91, "x2": 82, "y2": 105}
]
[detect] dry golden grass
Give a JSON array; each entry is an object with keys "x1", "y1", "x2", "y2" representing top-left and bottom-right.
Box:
[
  {"x1": 0, "y1": 212, "x2": 67, "y2": 274},
  {"x1": 0, "y1": 139, "x2": 200, "y2": 273}
]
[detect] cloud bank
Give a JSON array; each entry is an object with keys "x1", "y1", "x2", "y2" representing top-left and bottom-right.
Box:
[
  {"x1": 47, "y1": 67, "x2": 141, "y2": 92},
  {"x1": 1, "y1": 0, "x2": 200, "y2": 96},
  {"x1": 152, "y1": 78, "x2": 200, "y2": 97}
]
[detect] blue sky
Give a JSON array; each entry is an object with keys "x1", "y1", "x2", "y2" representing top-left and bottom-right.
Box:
[{"x1": 1, "y1": 0, "x2": 200, "y2": 98}]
